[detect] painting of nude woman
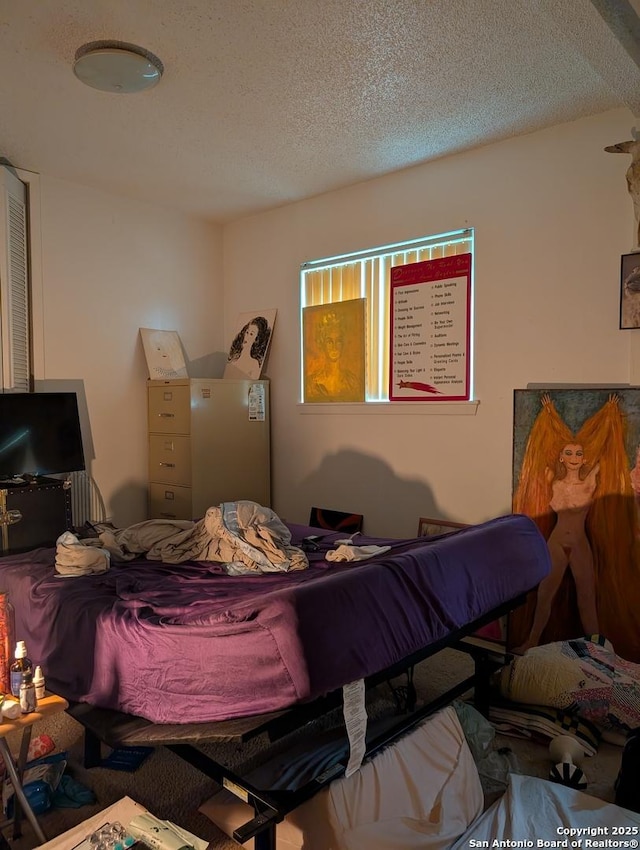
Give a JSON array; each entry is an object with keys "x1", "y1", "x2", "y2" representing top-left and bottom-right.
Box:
[{"x1": 510, "y1": 388, "x2": 640, "y2": 663}]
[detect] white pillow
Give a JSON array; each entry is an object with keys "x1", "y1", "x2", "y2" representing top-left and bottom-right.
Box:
[{"x1": 322, "y1": 705, "x2": 483, "y2": 850}]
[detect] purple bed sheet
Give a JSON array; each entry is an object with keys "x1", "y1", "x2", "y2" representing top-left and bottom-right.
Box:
[{"x1": 0, "y1": 514, "x2": 550, "y2": 724}]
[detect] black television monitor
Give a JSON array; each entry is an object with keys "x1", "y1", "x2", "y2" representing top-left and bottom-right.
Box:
[{"x1": 0, "y1": 392, "x2": 85, "y2": 481}]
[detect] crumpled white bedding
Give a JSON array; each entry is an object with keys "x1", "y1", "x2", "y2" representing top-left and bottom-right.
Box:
[
  {"x1": 55, "y1": 531, "x2": 111, "y2": 577},
  {"x1": 451, "y1": 773, "x2": 640, "y2": 848},
  {"x1": 55, "y1": 500, "x2": 308, "y2": 576}
]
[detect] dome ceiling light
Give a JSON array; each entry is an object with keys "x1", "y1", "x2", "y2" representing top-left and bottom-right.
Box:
[{"x1": 73, "y1": 41, "x2": 164, "y2": 94}]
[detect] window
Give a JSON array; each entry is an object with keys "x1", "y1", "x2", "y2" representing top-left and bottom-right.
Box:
[{"x1": 300, "y1": 228, "x2": 473, "y2": 402}]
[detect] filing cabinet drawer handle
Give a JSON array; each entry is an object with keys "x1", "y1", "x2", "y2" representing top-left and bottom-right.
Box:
[
  {"x1": 159, "y1": 462, "x2": 176, "y2": 468},
  {"x1": 158, "y1": 413, "x2": 175, "y2": 418}
]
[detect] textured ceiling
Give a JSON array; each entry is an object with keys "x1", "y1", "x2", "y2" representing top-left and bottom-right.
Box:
[{"x1": 1, "y1": 0, "x2": 640, "y2": 223}]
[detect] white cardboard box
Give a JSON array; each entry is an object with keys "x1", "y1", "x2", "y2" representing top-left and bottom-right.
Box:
[{"x1": 37, "y1": 797, "x2": 146, "y2": 850}]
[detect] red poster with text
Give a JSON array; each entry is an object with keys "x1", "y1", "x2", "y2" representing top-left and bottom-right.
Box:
[{"x1": 389, "y1": 254, "x2": 471, "y2": 401}]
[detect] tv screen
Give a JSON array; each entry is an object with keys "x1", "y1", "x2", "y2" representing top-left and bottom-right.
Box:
[{"x1": 0, "y1": 392, "x2": 85, "y2": 481}]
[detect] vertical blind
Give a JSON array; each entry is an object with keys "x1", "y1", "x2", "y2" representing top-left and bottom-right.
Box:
[{"x1": 301, "y1": 229, "x2": 473, "y2": 401}]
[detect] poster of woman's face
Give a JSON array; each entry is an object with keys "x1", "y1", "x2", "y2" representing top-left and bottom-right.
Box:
[{"x1": 224, "y1": 309, "x2": 277, "y2": 380}]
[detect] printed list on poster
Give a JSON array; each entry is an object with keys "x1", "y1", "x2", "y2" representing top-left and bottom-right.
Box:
[{"x1": 390, "y1": 254, "x2": 471, "y2": 401}]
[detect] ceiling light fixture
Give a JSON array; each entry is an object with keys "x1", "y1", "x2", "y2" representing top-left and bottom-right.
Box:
[{"x1": 73, "y1": 40, "x2": 164, "y2": 94}]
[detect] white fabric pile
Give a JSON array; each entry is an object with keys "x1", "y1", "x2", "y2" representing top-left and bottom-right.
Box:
[
  {"x1": 325, "y1": 544, "x2": 390, "y2": 562},
  {"x1": 54, "y1": 531, "x2": 111, "y2": 577},
  {"x1": 451, "y1": 773, "x2": 640, "y2": 848}
]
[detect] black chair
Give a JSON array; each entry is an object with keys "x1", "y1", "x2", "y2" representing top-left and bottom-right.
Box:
[{"x1": 308, "y1": 507, "x2": 363, "y2": 534}]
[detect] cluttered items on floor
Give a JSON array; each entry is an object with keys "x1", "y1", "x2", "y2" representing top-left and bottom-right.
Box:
[
  {"x1": 548, "y1": 735, "x2": 588, "y2": 790},
  {"x1": 1, "y1": 747, "x2": 96, "y2": 820},
  {"x1": 498, "y1": 635, "x2": 640, "y2": 745},
  {"x1": 200, "y1": 702, "x2": 640, "y2": 850},
  {"x1": 36, "y1": 797, "x2": 208, "y2": 850},
  {"x1": 200, "y1": 704, "x2": 485, "y2": 849}
]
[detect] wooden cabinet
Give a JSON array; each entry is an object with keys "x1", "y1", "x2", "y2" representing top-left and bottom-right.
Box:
[{"x1": 147, "y1": 378, "x2": 270, "y2": 520}]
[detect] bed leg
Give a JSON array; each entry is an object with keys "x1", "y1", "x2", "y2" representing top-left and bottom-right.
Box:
[
  {"x1": 254, "y1": 825, "x2": 276, "y2": 850},
  {"x1": 473, "y1": 651, "x2": 494, "y2": 717},
  {"x1": 386, "y1": 666, "x2": 417, "y2": 714},
  {"x1": 83, "y1": 728, "x2": 103, "y2": 768}
]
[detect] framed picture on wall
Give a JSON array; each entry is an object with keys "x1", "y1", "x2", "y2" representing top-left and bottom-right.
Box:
[{"x1": 619, "y1": 252, "x2": 640, "y2": 329}]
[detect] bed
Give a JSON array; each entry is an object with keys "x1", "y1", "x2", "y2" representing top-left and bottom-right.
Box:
[
  {"x1": 0, "y1": 509, "x2": 551, "y2": 848},
  {"x1": 0, "y1": 512, "x2": 549, "y2": 724}
]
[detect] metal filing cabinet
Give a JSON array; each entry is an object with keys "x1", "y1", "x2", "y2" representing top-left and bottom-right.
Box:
[{"x1": 147, "y1": 378, "x2": 270, "y2": 520}]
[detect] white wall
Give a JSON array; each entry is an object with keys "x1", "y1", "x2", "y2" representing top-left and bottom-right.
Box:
[
  {"x1": 223, "y1": 108, "x2": 637, "y2": 537},
  {"x1": 33, "y1": 176, "x2": 223, "y2": 527}
]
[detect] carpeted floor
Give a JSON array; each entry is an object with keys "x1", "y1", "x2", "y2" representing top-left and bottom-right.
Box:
[{"x1": 1, "y1": 649, "x2": 625, "y2": 850}]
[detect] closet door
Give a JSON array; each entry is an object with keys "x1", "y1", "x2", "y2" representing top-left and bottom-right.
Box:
[{"x1": 0, "y1": 166, "x2": 30, "y2": 391}]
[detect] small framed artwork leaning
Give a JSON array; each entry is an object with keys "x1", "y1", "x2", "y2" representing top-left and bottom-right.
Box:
[
  {"x1": 417, "y1": 517, "x2": 469, "y2": 537},
  {"x1": 619, "y1": 252, "x2": 640, "y2": 329}
]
